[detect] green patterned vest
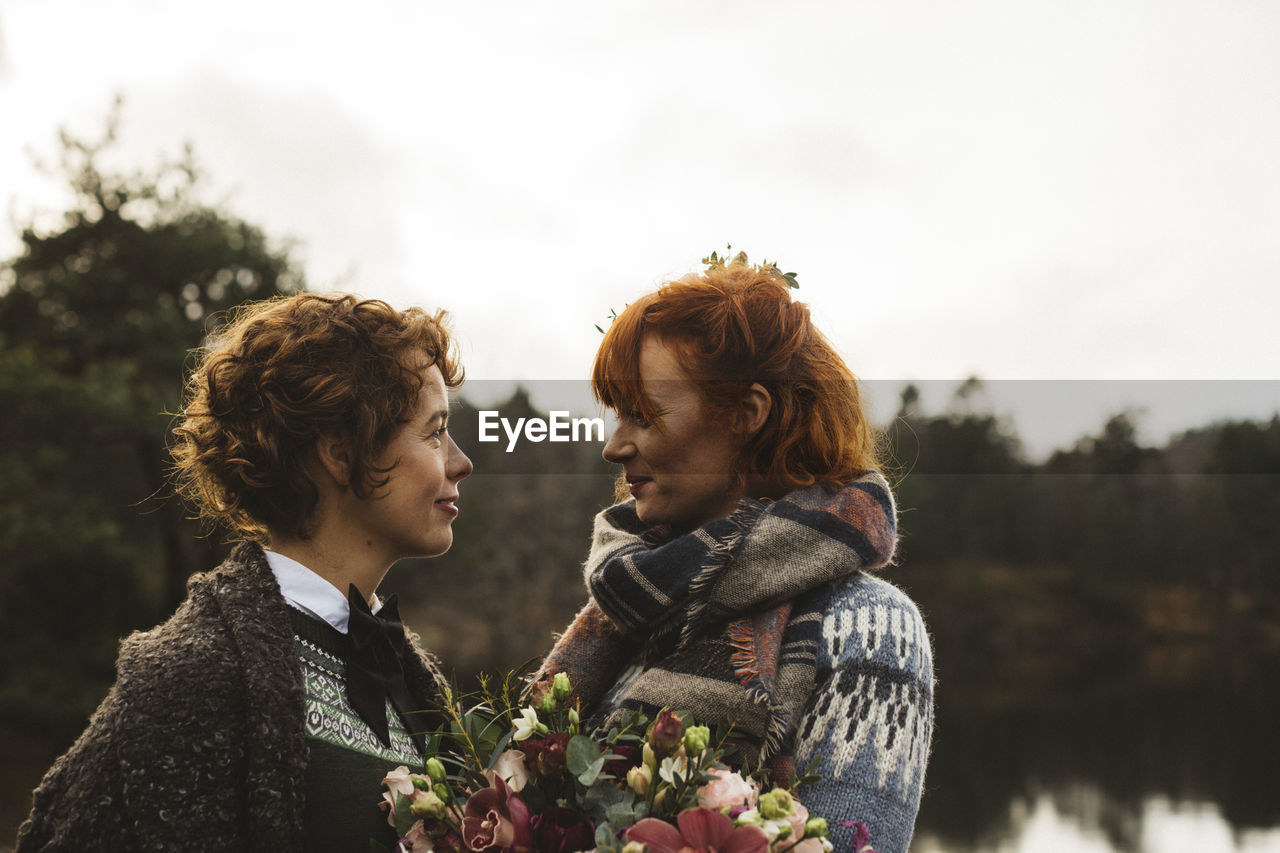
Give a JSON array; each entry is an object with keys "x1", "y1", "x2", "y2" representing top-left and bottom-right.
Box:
[{"x1": 288, "y1": 607, "x2": 425, "y2": 851}]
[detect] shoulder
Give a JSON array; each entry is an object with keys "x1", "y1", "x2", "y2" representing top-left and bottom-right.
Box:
[
  {"x1": 814, "y1": 573, "x2": 932, "y2": 683},
  {"x1": 114, "y1": 542, "x2": 289, "y2": 707}
]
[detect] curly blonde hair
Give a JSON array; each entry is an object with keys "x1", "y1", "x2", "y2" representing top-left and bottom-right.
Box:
[{"x1": 171, "y1": 292, "x2": 462, "y2": 541}]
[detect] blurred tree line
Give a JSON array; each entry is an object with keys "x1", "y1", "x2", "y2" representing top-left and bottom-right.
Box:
[
  {"x1": 886, "y1": 382, "x2": 1280, "y2": 709},
  {"x1": 0, "y1": 111, "x2": 304, "y2": 735},
  {"x1": 2, "y1": 115, "x2": 1278, "y2": 749}
]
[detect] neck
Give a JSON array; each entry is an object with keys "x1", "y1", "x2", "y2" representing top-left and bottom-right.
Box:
[{"x1": 267, "y1": 530, "x2": 393, "y2": 605}]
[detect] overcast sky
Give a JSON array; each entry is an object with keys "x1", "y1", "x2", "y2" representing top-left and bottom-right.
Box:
[{"x1": 2, "y1": 0, "x2": 1277, "y2": 456}]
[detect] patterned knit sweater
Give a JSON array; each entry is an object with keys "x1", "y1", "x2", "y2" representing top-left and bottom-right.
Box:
[
  {"x1": 792, "y1": 573, "x2": 933, "y2": 853},
  {"x1": 539, "y1": 474, "x2": 934, "y2": 853},
  {"x1": 15, "y1": 542, "x2": 445, "y2": 852}
]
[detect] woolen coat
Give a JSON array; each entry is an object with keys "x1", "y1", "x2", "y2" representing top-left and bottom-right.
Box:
[{"x1": 15, "y1": 542, "x2": 445, "y2": 852}]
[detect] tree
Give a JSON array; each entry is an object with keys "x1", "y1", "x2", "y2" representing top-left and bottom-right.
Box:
[{"x1": 0, "y1": 104, "x2": 305, "y2": 728}]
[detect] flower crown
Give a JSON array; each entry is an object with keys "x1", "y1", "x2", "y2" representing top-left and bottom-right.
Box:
[
  {"x1": 701, "y1": 245, "x2": 800, "y2": 290},
  {"x1": 595, "y1": 247, "x2": 799, "y2": 333}
]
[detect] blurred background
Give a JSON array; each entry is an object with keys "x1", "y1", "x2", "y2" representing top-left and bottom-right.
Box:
[{"x1": 2, "y1": 2, "x2": 1278, "y2": 851}]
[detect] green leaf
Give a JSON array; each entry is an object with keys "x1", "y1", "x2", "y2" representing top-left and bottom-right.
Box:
[
  {"x1": 595, "y1": 822, "x2": 620, "y2": 852},
  {"x1": 484, "y1": 730, "x2": 514, "y2": 772},
  {"x1": 566, "y1": 734, "x2": 601, "y2": 776},
  {"x1": 577, "y1": 754, "x2": 606, "y2": 787},
  {"x1": 393, "y1": 794, "x2": 417, "y2": 838}
]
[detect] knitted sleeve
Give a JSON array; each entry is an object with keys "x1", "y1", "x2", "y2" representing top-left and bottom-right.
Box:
[
  {"x1": 16, "y1": 606, "x2": 251, "y2": 852},
  {"x1": 792, "y1": 574, "x2": 934, "y2": 853}
]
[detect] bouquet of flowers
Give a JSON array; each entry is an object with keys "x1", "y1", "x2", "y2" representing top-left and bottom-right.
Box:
[{"x1": 379, "y1": 672, "x2": 876, "y2": 853}]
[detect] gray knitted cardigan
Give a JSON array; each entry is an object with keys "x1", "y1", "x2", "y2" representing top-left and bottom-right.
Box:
[{"x1": 15, "y1": 542, "x2": 446, "y2": 852}]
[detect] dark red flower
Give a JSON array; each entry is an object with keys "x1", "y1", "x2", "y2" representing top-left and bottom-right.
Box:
[
  {"x1": 602, "y1": 743, "x2": 642, "y2": 779},
  {"x1": 529, "y1": 806, "x2": 595, "y2": 853},
  {"x1": 462, "y1": 775, "x2": 532, "y2": 852},
  {"x1": 519, "y1": 732, "x2": 573, "y2": 777}
]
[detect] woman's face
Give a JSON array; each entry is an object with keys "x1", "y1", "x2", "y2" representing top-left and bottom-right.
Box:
[
  {"x1": 347, "y1": 362, "x2": 474, "y2": 561},
  {"x1": 602, "y1": 336, "x2": 747, "y2": 535}
]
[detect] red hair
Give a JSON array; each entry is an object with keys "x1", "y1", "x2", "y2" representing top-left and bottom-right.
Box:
[{"x1": 593, "y1": 263, "x2": 879, "y2": 491}]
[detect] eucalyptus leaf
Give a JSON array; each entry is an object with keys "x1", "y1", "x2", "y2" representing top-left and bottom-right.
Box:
[
  {"x1": 566, "y1": 734, "x2": 601, "y2": 776},
  {"x1": 577, "y1": 754, "x2": 606, "y2": 787}
]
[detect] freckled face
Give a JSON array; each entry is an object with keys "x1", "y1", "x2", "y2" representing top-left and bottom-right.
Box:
[
  {"x1": 601, "y1": 337, "x2": 746, "y2": 535},
  {"x1": 350, "y1": 363, "x2": 474, "y2": 561}
]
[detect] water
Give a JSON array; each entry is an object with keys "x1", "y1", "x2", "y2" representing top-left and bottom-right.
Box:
[
  {"x1": 916, "y1": 794, "x2": 1280, "y2": 852},
  {"x1": 906, "y1": 639, "x2": 1280, "y2": 853}
]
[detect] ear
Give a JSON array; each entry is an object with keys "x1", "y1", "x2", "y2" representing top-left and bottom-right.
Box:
[
  {"x1": 730, "y1": 382, "x2": 772, "y2": 437},
  {"x1": 314, "y1": 433, "x2": 353, "y2": 488}
]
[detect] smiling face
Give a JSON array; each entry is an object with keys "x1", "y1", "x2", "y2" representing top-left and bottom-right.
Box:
[
  {"x1": 601, "y1": 336, "x2": 748, "y2": 535},
  {"x1": 346, "y1": 362, "x2": 474, "y2": 562}
]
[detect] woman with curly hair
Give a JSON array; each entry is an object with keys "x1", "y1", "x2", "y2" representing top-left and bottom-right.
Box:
[
  {"x1": 536, "y1": 254, "x2": 933, "y2": 853},
  {"x1": 17, "y1": 293, "x2": 473, "y2": 852}
]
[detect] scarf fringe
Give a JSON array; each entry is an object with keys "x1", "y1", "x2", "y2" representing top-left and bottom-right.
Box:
[
  {"x1": 678, "y1": 499, "x2": 766, "y2": 651},
  {"x1": 728, "y1": 618, "x2": 760, "y2": 684}
]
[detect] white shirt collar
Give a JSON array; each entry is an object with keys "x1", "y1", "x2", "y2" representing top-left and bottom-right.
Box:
[{"x1": 265, "y1": 549, "x2": 381, "y2": 635}]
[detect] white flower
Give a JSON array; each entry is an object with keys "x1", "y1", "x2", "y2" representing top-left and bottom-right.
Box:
[
  {"x1": 513, "y1": 707, "x2": 541, "y2": 742},
  {"x1": 658, "y1": 754, "x2": 688, "y2": 785},
  {"x1": 490, "y1": 749, "x2": 531, "y2": 791}
]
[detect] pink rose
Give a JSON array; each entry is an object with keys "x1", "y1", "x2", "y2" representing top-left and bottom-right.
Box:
[
  {"x1": 696, "y1": 769, "x2": 759, "y2": 811},
  {"x1": 785, "y1": 801, "x2": 810, "y2": 844}
]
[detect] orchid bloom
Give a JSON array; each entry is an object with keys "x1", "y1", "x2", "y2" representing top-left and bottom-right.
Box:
[
  {"x1": 462, "y1": 774, "x2": 532, "y2": 852},
  {"x1": 626, "y1": 807, "x2": 769, "y2": 853}
]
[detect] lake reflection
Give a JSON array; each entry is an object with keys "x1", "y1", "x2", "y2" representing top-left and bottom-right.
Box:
[
  {"x1": 906, "y1": 638, "x2": 1280, "y2": 853},
  {"x1": 915, "y1": 793, "x2": 1280, "y2": 853}
]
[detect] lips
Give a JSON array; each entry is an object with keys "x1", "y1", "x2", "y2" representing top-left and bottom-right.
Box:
[
  {"x1": 435, "y1": 495, "x2": 460, "y2": 517},
  {"x1": 624, "y1": 474, "x2": 653, "y2": 498}
]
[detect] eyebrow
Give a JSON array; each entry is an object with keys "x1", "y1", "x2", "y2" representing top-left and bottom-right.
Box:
[{"x1": 426, "y1": 409, "x2": 450, "y2": 426}]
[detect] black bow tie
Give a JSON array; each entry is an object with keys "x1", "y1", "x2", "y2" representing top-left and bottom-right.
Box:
[{"x1": 346, "y1": 584, "x2": 426, "y2": 752}]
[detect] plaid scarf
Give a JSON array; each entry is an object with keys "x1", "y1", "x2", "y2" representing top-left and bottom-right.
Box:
[{"x1": 536, "y1": 471, "x2": 897, "y2": 772}]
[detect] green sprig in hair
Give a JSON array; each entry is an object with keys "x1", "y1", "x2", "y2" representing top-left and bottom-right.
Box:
[
  {"x1": 596, "y1": 245, "x2": 799, "y2": 334},
  {"x1": 701, "y1": 244, "x2": 800, "y2": 290}
]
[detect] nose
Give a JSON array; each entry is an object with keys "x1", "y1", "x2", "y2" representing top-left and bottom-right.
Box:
[
  {"x1": 448, "y1": 433, "x2": 474, "y2": 481},
  {"x1": 602, "y1": 422, "x2": 634, "y2": 464}
]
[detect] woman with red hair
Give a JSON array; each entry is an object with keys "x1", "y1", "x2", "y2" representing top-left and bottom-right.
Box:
[{"x1": 537, "y1": 255, "x2": 933, "y2": 853}]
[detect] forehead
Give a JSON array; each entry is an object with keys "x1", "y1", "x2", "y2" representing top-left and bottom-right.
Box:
[
  {"x1": 638, "y1": 336, "x2": 691, "y2": 383},
  {"x1": 411, "y1": 361, "x2": 449, "y2": 408},
  {"x1": 637, "y1": 336, "x2": 704, "y2": 408}
]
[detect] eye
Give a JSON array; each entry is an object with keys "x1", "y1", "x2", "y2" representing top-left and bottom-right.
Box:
[{"x1": 624, "y1": 410, "x2": 652, "y2": 429}]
